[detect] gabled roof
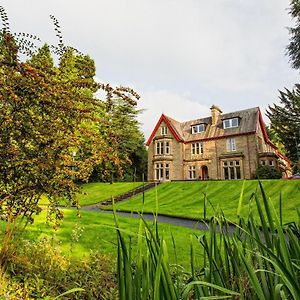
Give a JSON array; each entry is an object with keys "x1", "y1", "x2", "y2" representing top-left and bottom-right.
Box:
[
  {"x1": 146, "y1": 106, "x2": 290, "y2": 164},
  {"x1": 146, "y1": 107, "x2": 260, "y2": 145},
  {"x1": 180, "y1": 107, "x2": 259, "y2": 142},
  {"x1": 145, "y1": 114, "x2": 183, "y2": 146}
]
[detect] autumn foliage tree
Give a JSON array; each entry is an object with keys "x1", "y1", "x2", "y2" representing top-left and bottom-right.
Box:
[{"x1": 0, "y1": 8, "x2": 140, "y2": 265}]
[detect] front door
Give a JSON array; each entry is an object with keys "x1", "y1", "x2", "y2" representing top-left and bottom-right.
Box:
[{"x1": 201, "y1": 166, "x2": 208, "y2": 180}]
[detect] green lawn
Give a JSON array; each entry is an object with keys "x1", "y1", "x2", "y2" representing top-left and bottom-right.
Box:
[
  {"x1": 40, "y1": 182, "x2": 143, "y2": 206},
  {"x1": 104, "y1": 180, "x2": 300, "y2": 224},
  {"x1": 21, "y1": 209, "x2": 204, "y2": 269},
  {"x1": 77, "y1": 182, "x2": 143, "y2": 206}
]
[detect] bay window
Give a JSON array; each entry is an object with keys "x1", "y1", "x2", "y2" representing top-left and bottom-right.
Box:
[{"x1": 155, "y1": 140, "x2": 171, "y2": 155}]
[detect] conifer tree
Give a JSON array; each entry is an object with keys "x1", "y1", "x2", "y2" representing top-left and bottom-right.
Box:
[{"x1": 267, "y1": 0, "x2": 300, "y2": 168}]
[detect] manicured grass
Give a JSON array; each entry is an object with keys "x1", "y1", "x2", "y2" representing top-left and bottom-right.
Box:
[
  {"x1": 77, "y1": 182, "x2": 143, "y2": 206},
  {"x1": 21, "y1": 209, "x2": 204, "y2": 269},
  {"x1": 40, "y1": 182, "x2": 143, "y2": 206},
  {"x1": 105, "y1": 180, "x2": 300, "y2": 223}
]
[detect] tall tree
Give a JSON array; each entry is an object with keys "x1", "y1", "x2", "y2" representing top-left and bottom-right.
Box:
[
  {"x1": 286, "y1": 0, "x2": 300, "y2": 69},
  {"x1": 265, "y1": 125, "x2": 287, "y2": 155},
  {"x1": 0, "y1": 8, "x2": 140, "y2": 265},
  {"x1": 266, "y1": 87, "x2": 300, "y2": 164},
  {"x1": 91, "y1": 96, "x2": 147, "y2": 182},
  {"x1": 267, "y1": 0, "x2": 300, "y2": 169}
]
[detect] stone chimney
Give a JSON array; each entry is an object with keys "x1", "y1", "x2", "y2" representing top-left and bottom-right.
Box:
[{"x1": 210, "y1": 105, "x2": 222, "y2": 126}]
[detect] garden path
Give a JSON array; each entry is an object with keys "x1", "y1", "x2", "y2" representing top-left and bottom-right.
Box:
[{"x1": 80, "y1": 205, "x2": 237, "y2": 234}]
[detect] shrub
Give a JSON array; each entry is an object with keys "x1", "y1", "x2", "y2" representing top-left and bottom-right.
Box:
[
  {"x1": 253, "y1": 165, "x2": 282, "y2": 179},
  {"x1": 3, "y1": 237, "x2": 117, "y2": 299},
  {"x1": 0, "y1": 270, "x2": 28, "y2": 300}
]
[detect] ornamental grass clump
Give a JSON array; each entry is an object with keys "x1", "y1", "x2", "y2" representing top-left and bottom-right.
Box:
[{"x1": 114, "y1": 182, "x2": 300, "y2": 299}]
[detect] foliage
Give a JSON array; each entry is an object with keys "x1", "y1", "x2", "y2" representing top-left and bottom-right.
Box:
[
  {"x1": 253, "y1": 165, "x2": 282, "y2": 179},
  {"x1": 90, "y1": 96, "x2": 147, "y2": 182},
  {"x1": 267, "y1": 0, "x2": 300, "y2": 170},
  {"x1": 286, "y1": 0, "x2": 300, "y2": 69},
  {"x1": 265, "y1": 125, "x2": 286, "y2": 154},
  {"x1": 121, "y1": 137, "x2": 148, "y2": 182},
  {"x1": 0, "y1": 210, "x2": 205, "y2": 298},
  {"x1": 21, "y1": 209, "x2": 202, "y2": 269},
  {"x1": 1, "y1": 237, "x2": 117, "y2": 299},
  {"x1": 105, "y1": 180, "x2": 300, "y2": 224},
  {"x1": 267, "y1": 86, "x2": 300, "y2": 168},
  {"x1": 0, "y1": 7, "x2": 140, "y2": 265},
  {"x1": 115, "y1": 183, "x2": 300, "y2": 299}
]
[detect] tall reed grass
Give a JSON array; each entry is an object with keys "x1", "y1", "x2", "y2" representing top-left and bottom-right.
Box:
[{"x1": 114, "y1": 182, "x2": 300, "y2": 299}]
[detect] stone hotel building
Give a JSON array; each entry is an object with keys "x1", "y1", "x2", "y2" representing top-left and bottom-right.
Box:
[{"x1": 146, "y1": 106, "x2": 291, "y2": 181}]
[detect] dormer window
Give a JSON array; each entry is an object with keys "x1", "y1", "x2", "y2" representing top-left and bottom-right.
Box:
[
  {"x1": 223, "y1": 118, "x2": 239, "y2": 129},
  {"x1": 191, "y1": 124, "x2": 205, "y2": 134},
  {"x1": 161, "y1": 126, "x2": 168, "y2": 135}
]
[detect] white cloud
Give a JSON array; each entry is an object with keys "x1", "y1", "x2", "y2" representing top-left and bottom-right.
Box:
[
  {"x1": 1, "y1": 0, "x2": 299, "y2": 138},
  {"x1": 137, "y1": 90, "x2": 211, "y2": 139}
]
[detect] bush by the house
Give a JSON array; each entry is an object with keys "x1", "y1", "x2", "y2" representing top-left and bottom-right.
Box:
[{"x1": 253, "y1": 165, "x2": 282, "y2": 179}]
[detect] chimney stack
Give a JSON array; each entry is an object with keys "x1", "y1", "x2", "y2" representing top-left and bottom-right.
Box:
[{"x1": 210, "y1": 105, "x2": 222, "y2": 126}]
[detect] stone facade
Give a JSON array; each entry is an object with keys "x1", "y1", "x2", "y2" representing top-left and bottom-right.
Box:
[{"x1": 146, "y1": 106, "x2": 292, "y2": 181}]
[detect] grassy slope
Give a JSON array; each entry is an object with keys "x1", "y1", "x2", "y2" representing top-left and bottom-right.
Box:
[
  {"x1": 78, "y1": 182, "x2": 143, "y2": 206},
  {"x1": 21, "y1": 209, "x2": 204, "y2": 269},
  {"x1": 40, "y1": 182, "x2": 143, "y2": 206},
  {"x1": 107, "y1": 180, "x2": 300, "y2": 223}
]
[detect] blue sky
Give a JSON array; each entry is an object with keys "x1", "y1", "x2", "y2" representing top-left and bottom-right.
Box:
[{"x1": 1, "y1": 0, "x2": 299, "y2": 138}]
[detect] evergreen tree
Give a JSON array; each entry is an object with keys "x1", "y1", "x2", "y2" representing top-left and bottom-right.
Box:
[
  {"x1": 266, "y1": 87, "x2": 300, "y2": 164},
  {"x1": 91, "y1": 97, "x2": 147, "y2": 182},
  {"x1": 287, "y1": 0, "x2": 300, "y2": 69},
  {"x1": 267, "y1": 0, "x2": 300, "y2": 169}
]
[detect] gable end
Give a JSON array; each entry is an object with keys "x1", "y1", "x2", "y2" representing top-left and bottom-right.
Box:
[{"x1": 146, "y1": 114, "x2": 183, "y2": 146}]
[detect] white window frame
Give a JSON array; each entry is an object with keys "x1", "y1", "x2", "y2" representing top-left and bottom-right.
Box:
[
  {"x1": 191, "y1": 124, "x2": 205, "y2": 134},
  {"x1": 155, "y1": 162, "x2": 170, "y2": 181},
  {"x1": 223, "y1": 118, "x2": 239, "y2": 129},
  {"x1": 223, "y1": 160, "x2": 241, "y2": 180},
  {"x1": 156, "y1": 141, "x2": 164, "y2": 155},
  {"x1": 165, "y1": 141, "x2": 170, "y2": 155},
  {"x1": 165, "y1": 163, "x2": 170, "y2": 180},
  {"x1": 188, "y1": 165, "x2": 196, "y2": 179},
  {"x1": 161, "y1": 126, "x2": 168, "y2": 135},
  {"x1": 226, "y1": 138, "x2": 236, "y2": 152},
  {"x1": 191, "y1": 142, "x2": 204, "y2": 155},
  {"x1": 155, "y1": 163, "x2": 164, "y2": 180}
]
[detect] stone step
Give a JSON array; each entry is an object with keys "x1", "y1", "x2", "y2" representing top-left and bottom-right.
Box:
[{"x1": 101, "y1": 182, "x2": 160, "y2": 205}]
